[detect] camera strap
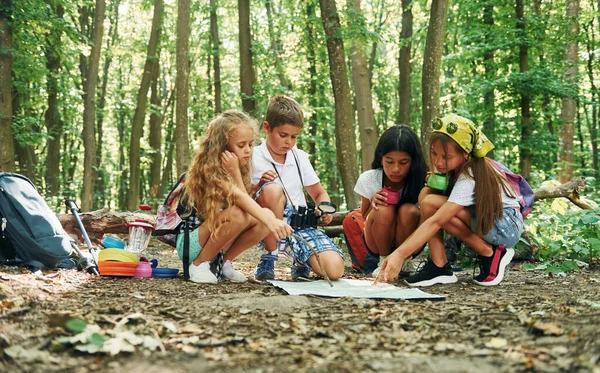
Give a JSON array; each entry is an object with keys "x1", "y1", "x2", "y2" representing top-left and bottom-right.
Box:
[
  {"x1": 270, "y1": 162, "x2": 296, "y2": 209},
  {"x1": 270, "y1": 149, "x2": 304, "y2": 209}
]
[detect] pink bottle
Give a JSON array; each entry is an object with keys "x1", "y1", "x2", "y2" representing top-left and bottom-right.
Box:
[{"x1": 134, "y1": 260, "x2": 152, "y2": 278}]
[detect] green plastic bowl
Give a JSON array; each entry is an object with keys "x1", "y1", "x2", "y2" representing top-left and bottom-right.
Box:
[{"x1": 427, "y1": 173, "x2": 447, "y2": 190}]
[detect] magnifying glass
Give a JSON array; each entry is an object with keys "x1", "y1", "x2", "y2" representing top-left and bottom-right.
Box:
[{"x1": 317, "y1": 201, "x2": 337, "y2": 215}]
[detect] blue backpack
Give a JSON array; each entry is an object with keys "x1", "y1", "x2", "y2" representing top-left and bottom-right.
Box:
[
  {"x1": 489, "y1": 160, "x2": 535, "y2": 219},
  {"x1": 0, "y1": 173, "x2": 73, "y2": 269}
]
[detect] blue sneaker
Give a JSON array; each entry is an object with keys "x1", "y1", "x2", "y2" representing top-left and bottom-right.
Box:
[
  {"x1": 291, "y1": 259, "x2": 310, "y2": 280},
  {"x1": 254, "y1": 254, "x2": 276, "y2": 280}
]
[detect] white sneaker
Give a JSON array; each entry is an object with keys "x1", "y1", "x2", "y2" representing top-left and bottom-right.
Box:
[
  {"x1": 222, "y1": 260, "x2": 247, "y2": 283},
  {"x1": 401, "y1": 258, "x2": 418, "y2": 276},
  {"x1": 372, "y1": 255, "x2": 388, "y2": 277},
  {"x1": 372, "y1": 256, "x2": 417, "y2": 277},
  {"x1": 189, "y1": 261, "x2": 218, "y2": 284}
]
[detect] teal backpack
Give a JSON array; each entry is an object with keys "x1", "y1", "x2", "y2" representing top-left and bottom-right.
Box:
[{"x1": 0, "y1": 173, "x2": 73, "y2": 269}]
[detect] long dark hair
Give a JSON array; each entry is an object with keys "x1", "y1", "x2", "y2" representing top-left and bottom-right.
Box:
[{"x1": 371, "y1": 125, "x2": 427, "y2": 205}]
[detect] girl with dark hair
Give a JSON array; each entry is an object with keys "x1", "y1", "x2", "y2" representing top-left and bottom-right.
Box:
[
  {"x1": 375, "y1": 114, "x2": 524, "y2": 287},
  {"x1": 353, "y1": 125, "x2": 427, "y2": 276}
]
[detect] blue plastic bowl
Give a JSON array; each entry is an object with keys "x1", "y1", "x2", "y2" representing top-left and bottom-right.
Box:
[
  {"x1": 151, "y1": 268, "x2": 179, "y2": 278},
  {"x1": 102, "y1": 236, "x2": 126, "y2": 249}
]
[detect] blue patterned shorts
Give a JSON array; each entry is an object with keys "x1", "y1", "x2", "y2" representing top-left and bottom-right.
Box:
[
  {"x1": 255, "y1": 182, "x2": 344, "y2": 265},
  {"x1": 471, "y1": 207, "x2": 524, "y2": 248}
]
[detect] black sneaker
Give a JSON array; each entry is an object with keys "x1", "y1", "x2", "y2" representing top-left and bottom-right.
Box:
[
  {"x1": 405, "y1": 258, "x2": 457, "y2": 287},
  {"x1": 474, "y1": 245, "x2": 514, "y2": 286}
]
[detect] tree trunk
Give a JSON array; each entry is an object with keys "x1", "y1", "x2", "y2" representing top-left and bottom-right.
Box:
[
  {"x1": 127, "y1": 0, "x2": 163, "y2": 211},
  {"x1": 0, "y1": 11, "x2": 15, "y2": 172},
  {"x1": 558, "y1": 0, "x2": 579, "y2": 184},
  {"x1": 209, "y1": 0, "x2": 222, "y2": 114},
  {"x1": 44, "y1": 2, "x2": 63, "y2": 195},
  {"x1": 348, "y1": 0, "x2": 377, "y2": 173},
  {"x1": 421, "y1": 0, "x2": 449, "y2": 158},
  {"x1": 238, "y1": 0, "x2": 256, "y2": 115},
  {"x1": 148, "y1": 57, "x2": 162, "y2": 201},
  {"x1": 94, "y1": 0, "x2": 120, "y2": 209},
  {"x1": 160, "y1": 100, "x2": 176, "y2": 197},
  {"x1": 80, "y1": 0, "x2": 106, "y2": 211},
  {"x1": 265, "y1": 0, "x2": 291, "y2": 91},
  {"x1": 398, "y1": 0, "x2": 412, "y2": 126},
  {"x1": 482, "y1": 1, "x2": 495, "y2": 158},
  {"x1": 175, "y1": 0, "x2": 191, "y2": 176},
  {"x1": 585, "y1": 23, "x2": 599, "y2": 180},
  {"x1": 516, "y1": 0, "x2": 531, "y2": 180},
  {"x1": 319, "y1": 0, "x2": 359, "y2": 209},
  {"x1": 11, "y1": 90, "x2": 37, "y2": 181},
  {"x1": 117, "y1": 64, "x2": 128, "y2": 211},
  {"x1": 305, "y1": 1, "x2": 319, "y2": 157}
]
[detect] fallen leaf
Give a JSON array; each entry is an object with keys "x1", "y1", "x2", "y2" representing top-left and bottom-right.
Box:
[
  {"x1": 485, "y1": 337, "x2": 507, "y2": 349},
  {"x1": 131, "y1": 292, "x2": 145, "y2": 299},
  {"x1": 4, "y1": 346, "x2": 60, "y2": 363},
  {"x1": 531, "y1": 321, "x2": 563, "y2": 336}
]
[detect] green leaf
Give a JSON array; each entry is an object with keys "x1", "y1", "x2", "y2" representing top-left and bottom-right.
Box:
[
  {"x1": 88, "y1": 333, "x2": 105, "y2": 347},
  {"x1": 581, "y1": 214, "x2": 599, "y2": 225},
  {"x1": 524, "y1": 263, "x2": 547, "y2": 271},
  {"x1": 587, "y1": 238, "x2": 600, "y2": 247},
  {"x1": 65, "y1": 318, "x2": 88, "y2": 333}
]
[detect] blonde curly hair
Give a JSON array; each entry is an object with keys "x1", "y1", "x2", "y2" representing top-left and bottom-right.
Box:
[{"x1": 184, "y1": 110, "x2": 257, "y2": 236}]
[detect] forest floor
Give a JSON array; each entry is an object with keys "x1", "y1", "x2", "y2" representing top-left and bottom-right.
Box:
[{"x1": 0, "y1": 240, "x2": 599, "y2": 373}]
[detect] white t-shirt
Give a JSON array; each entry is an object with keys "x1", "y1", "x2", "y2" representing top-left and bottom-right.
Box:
[
  {"x1": 251, "y1": 141, "x2": 320, "y2": 206},
  {"x1": 354, "y1": 168, "x2": 403, "y2": 200},
  {"x1": 354, "y1": 169, "x2": 384, "y2": 200},
  {"x1": 448, "y1": 168, "x2": 521, "y2": 208}
]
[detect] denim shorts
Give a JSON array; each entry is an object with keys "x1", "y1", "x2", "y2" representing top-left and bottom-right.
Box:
[
  {"x1": 255, "y1": 182, "x2": 344, "y2": 265},
  {"x1": 176, "y1": 228, "x2": 203, "y2": 262},
  {"x1": 471, "y1": 207, "x2": 524, "y2": 248}
]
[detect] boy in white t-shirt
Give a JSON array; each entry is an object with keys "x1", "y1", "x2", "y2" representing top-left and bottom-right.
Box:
[{"x1": 251, "y1": 95, "x2": 344, "y2": 281}]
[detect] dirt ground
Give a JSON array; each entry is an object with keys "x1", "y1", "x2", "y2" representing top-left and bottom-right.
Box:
[{"x1": 0, "y1": 240, "x2": 599, "y2": 373}]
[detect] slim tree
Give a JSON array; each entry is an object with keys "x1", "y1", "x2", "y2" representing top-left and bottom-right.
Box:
[
  {"x1": 95, "y1": 0, "x2": 121, "y2": 208},
  {"x1": 127, "y1": 0, "x2": 163, "y2": 210},
  {"x1": 348, "y1": 0, "x2": 377, "y2": 172},
  {"x1": 558, "y1": 0, "x2": 579, "y2": 183},
  {"x1": 421, "y1": 0, "x2": 449, "y2": 157},
  {"x1": 80, "y1": 0, "x2": 106, "y2": 211},
  {"x1": 175, "y1": 0, "x2": 191, "y2": 175},
  {"x1": 0, "y1": 7, "x2": 14, "y2": 172},
  {"x1": 209, "y1": 0, "x2": 222, "y2": 114},
  {"x1": 516, "y1": 0, "x2": 531, "y2": 179},
  {"x1": 265, "y1": 0, "x2": 291, "y2": 90},
  {"x1": 482, "y1": 1, "x2": 495, "y2": 158},
  {"x1": 319, "y1": 0, "x2": 359, "y2": 209},
  {"x1": 238, "y1": 0, "x2": 256, "y2": 115},
  {"x1": 398, "y1": 0, "x2": 412, "y2": 126},
  {"x1": 44, "y1": 1, "x2": 63, "y2": 194}
]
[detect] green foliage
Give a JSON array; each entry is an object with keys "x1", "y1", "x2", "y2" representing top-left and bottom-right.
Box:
[
  {"x1": 5, "y1": 0, "x2": 600, "y2": 215},
  {"x1": 527, "y1": 197, "x2": 600, "y2": 271},
  {"x1": 65, "y1": 318, "x2": 88, "y2": 333}
]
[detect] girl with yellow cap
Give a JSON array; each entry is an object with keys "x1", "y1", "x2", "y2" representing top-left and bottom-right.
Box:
[{"x1": 375, "y1": 114, "x2": 524, "y2": 287}]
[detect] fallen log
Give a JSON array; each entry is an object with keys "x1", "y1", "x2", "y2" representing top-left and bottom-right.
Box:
[{"x1": 57, "y1": 208, "x2": 154, "y2": 242}]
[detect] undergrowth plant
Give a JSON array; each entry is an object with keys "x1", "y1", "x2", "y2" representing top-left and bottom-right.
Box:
[{"x1": 525, "y1": 194, "x2": 600, "y2": 274}]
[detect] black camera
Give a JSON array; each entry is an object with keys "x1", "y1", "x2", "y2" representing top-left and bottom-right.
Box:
[{"x1": 290, "y1": 201, "x2": 336, "y2": 230}]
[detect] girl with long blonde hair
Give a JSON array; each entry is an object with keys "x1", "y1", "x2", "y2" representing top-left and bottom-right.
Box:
[{"x1": 181, "y1": 110, "x2": 293, "y2": 283}]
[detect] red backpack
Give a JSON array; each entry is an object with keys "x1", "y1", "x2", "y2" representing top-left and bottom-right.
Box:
[{"x1": 342, "y1": 210, "x2": 369, "y2": 271}]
